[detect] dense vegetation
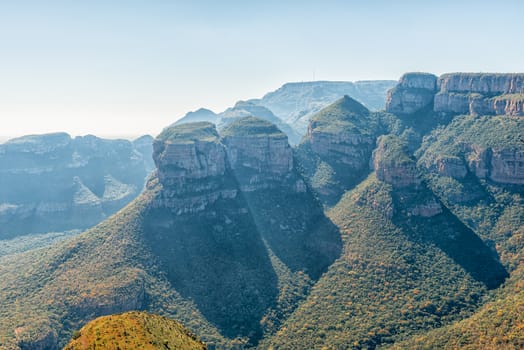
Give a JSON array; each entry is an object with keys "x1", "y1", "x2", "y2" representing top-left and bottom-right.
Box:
[
  {"x1": 262, "y1": 174, "x2": 507, "y2": 349},
  {"x1": 1, "y1": 84, "x2": 523, "y2": 349},
  {"x1": 63, "y1": 311, "x2": 206, "y2": 350}
]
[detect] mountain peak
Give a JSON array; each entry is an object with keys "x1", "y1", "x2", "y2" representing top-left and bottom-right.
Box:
[{"x1": 221, "y1": 116, "x2": 283, "y2": 137}]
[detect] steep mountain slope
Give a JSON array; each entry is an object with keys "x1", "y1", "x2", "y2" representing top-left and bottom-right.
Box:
[
  {"x1": 296, "y1": 95, "x2": 388, "y2": 206},
  {"x1": 254, "y1": 80, "x2": 396, "y2": 135},
  {"x1": 0, "y1": 118, "x2": 340, "y2": 350},
  {"x1": 63, "y1": 311, "x2": 206, "y2": 350},
  {"x1": 0, "y1": 72, "x2": 522, "y2": 350},
  {"x1": 0, "y1": 133, "x2": 154, "y2": 238},
  {"x1": 262, "y1": 135, "x2": 508, "y2": 349}
]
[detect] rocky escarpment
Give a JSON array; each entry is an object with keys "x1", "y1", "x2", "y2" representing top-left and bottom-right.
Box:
[
  {"x1": 152, "y1": 122, "x2": 234, "y2": 215},
  {"x1": 221, "y1": 117, "x2": 300, "y2": 191},
  {"x1": 464, "y1": 144, "x2": 524, "y2": 184},
  {"x1": 385, "y1": 73, "x2": 438, "y2": 114},
  {"x1": 372, "y1": 135, "x2": 420, "y2": 188},
  {"x1": 387, "y1": 72, "x2": 524, "y2": 116},
  {"x1": 297, "y1": 95, "x2": 382, "y2": 205},
  {"x1": 418, "y1": 115, "x2": 524, "y2": 185},
  {"x1": 307, "y1": 96, "x2": 375, "y2": 170},
  {"x1": 435, "y1": 73, "x2": 524, "y2": 116},
  {"x1": 152, "y1": 119, "x2": 305, "y2": 213},
  {"x1": 0, "y1": 133, "x2": 154, "y2": 237},
  {"x1": 372, "y1": 135, "x2": 443, "y2": 218}
]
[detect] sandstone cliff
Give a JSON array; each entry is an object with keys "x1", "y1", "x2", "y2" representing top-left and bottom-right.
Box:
[
  {"x1": 387, "y1": 72, "x2": 524, "y2": 116},
  {"x1": 372, "y1": 135, "x2": 420, "y2": 188},
  {"x1": 418, "y1": 114, "x2": 524, "y2": 185},
  {"x1": 221, "y1": 117, "x2": 298, "y2": 191},
  {"x1": 385, "y1": 73, "x2": 438, "y2": 114}
]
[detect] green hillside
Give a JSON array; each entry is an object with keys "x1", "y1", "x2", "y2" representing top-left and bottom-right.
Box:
[{"x1": 63, "y1": 311, "x2": 206, "y2": 350}]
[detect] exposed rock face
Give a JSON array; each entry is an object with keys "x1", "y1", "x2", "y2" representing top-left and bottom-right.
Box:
[
  {"x1": 307, "y1": 96, "x2": 375, "y2": 171},
  {"x1": 15, "y1": 325, "x2": 58, "y2": 350},
  {"x1": 153, "y1": 123, "x2": 226, "y2": 191},
  {"x1": 152, "y1": 122, "x2": 233, "y2": 214},
  {"x1": 409, "y1": 198, "x2": 443, "y2": 217},
  {"x1": 490, "y1": 147, "x2": 524, "y2": 184},
  {"x1": 385, "y1": 73, "x2": 438, "y2": 114},
  {"x1": 435, "y1": 73, "x2": 524, "y2": 116},
  {"x1": 373, "y1": 135, "x2": 420, "y2": 188},
  {"x1": 0, "y1": 133, "x2": 154, "y2": 238},
  {"x1": 438, "y1": 73, "x2": 524, "y2": 95},
  {"x1": 422, "y1": 143, "x2": 524, "y2": 185},
  {"x1": 152, "y1": 118, "x2": 304, "y2": 213},
  {"x1": 435, "y1": 155, "x2": 468, "y2": 179},
  {"x1": 308, "y1": 129, "x2": 374, "y2": 170},
  {"x1": 222, "y1": 117, "x2": 294, "y2": 191},
  {"x1": 387, "y1": 73, "x2": 524, "y2": 116}
]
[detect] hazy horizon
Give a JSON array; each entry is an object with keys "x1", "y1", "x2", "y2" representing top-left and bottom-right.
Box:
[{"x1": 2, "y1": 0, "x2": 523, "y2": 138}]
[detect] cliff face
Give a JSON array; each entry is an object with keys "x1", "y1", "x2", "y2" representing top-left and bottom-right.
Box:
[
  {"x1": 372, "y1": 135, "x2": 420, "y2": 188},
  {"x1": 387, "y1": 72, "x2": 524, "y2": 116},
  {"x1": 0, "y1": 133, "x2": 154, "y2": 238},
  {"x1": 385, "y1": 73, "x2": 438, "y2": 114},
  {"x1": 221, "y1": 117, "x2": 296, "y2": 191},
  {"x1": 152, "y1": 119, "x2": 304, "y2": 213},
  {"x1": 306, "y1": 96, "x2": 375, "y2": 171}
]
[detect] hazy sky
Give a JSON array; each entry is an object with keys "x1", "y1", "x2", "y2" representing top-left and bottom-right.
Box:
[{"x1": 1, "y1": 0, "x2": 523, "y2": 139}]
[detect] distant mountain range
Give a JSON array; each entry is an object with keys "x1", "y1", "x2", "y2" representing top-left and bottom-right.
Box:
[
  {"x1": 0, "y1": 133, "x2": 154, "y2": 238},
  {"x1": 175, "y1": 80, "x2": 396, "y2": 144},
  {"x1": 0, "y1": 73, "x2": 523, "y2": 350}
]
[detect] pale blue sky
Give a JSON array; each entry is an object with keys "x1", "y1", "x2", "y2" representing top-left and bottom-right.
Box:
[{"x1": 1, "y1": 0, "x2": 523, "y2": 138}]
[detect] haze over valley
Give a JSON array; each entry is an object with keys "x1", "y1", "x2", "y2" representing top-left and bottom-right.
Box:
[{"x1": 1, "y1": 1, "x2": 523, "y2": 350}]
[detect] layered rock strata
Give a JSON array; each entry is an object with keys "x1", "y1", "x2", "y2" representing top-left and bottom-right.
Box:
[
  {"x1": 385, "y1": 73, "x2": 438, "y2": 114},
  {"x1": 387, "y1": 72, "x2": 524, "y2": 116},
  {"x1": 372, "y1": 135, "x2": 421, "y2": 188},
  {"x1": 152, "y1": 118, "x2": 305, "y2": 213}
]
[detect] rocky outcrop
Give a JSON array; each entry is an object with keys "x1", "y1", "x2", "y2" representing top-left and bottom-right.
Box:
[
  {"x1": 409, "y1": 198, "x2": 443, "y2": 217},
  {"x1": 490, "y1": 147, "x2": 524, "y2": 184},
  {"x1": 307, "y1": 96, "x2": 375, "y2": 171},
  {"x1": 438, "y1": 73, "x2": 524, "y2": 95},
  {"x1": 152, "y1": 122, "x2": 234, "y2": 214},
  {"x1": 221, "y1": 117, "x2": 295, "y2": 191},
  {"x1": 423, "y1": 142, "x2": 524, "y2": 185},
  {"x1": 0, "y1": 133, "x2": 154, "y2": 237},
  {"x1": 152, "y1": 118, "x2": 306, "y2": 213},
  {"x1": 387, "y1": 72, "x2": 524, "y2": 116},
  {"x1": 153, "y1": 122, "x2": 226, "y2": 191},
  {"x1": 435, "y1": 155, "x2": 468, "y2": 179},
  {"x1": 373, "y1": 135, "x2": 420, "y2": 188},
  {"x1": 385, "y1": 73, "x2": 438, "y2": 114},
  {"x1": 308, "y1": 130, "x2": 374, "y2": 170}
]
